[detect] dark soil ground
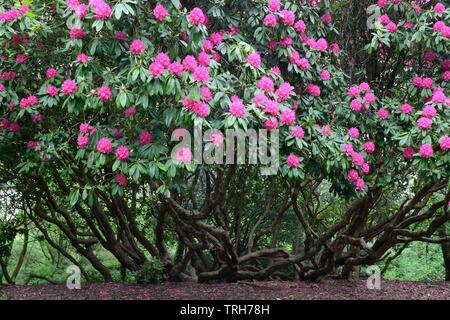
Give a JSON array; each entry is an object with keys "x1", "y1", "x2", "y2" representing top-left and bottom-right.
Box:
[{"x1": 1, "y1": 280, "x2": 449, "y2": 300}]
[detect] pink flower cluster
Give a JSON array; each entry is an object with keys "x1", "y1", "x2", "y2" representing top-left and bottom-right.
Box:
[
  {"x1": 188, "y1": 7, "x2": 206, "y2": 26},
  {"x1": 153, "y1": 4, "x2": 169, "y2": 21},
  {"x1": 97, "y1": 137, "x2": 113, "y2": 154},
  {"x1": 97, "y1": 86, "x2": 112, "y2": 101},
  {"x1": 69, "y1": 27, "x2": 86, "y2": 39},
  {"x1": 176, "y1": 147, "x2": 193, "y2": 163},
  {"x1": 115, "y1": 174, "x2": 128, "y2": 187},
  {"x1": 19, "y1": 96, "x2": 39, "y2": 109},
  {"x1": 115, "y1": 145, "x2": 129, "y2": 161},
  {"x1": 433, "y1": 21, "x2": 450, "y2": 38},
  {"x1": 90, "y1": 0, "x2": 112, "y2": 20},
  {"x1": 348, "y1": 83, "x2": 376, "y2": 111},
  {"x1": 61, "y1": 80, "x2": 78, "y2": 95},
  {"x1": 289, "y1": 50, "x2": 310, "y2": 70},
  {"x1": 130, "y1": 39, "x2": 146, "y2": 55},
  {"x1": 182, "y1": 97, "x2": 210, "y2": 118},
  {"x1": 412, "y1": 76, "x2": 433, "y2": 89},
  {"x1": 46, "y1": 68, "x2": 58, "y2": 79},
  {"x1": 46, "y1": 86, "x2": 58, "y2": 96},
  {"x1": 247, "y1": 51, "x2": 261, "y2": 68},
  {"x1": 0, "y1": 5, "x2": 29, "y2": 23},
  {"x1": 139, "y1": 130, "x2": 153, "y2": 146},
  {"x1": 229, "y1": 96, "x2": 247, "y2": 118},
  {"x1": 286, "y1": 154, "x2": 300, "y2": 168}
]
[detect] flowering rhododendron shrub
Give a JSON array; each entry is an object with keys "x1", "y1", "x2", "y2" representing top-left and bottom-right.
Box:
[{"x1": 0, "y1": 0, "x2": 448, "y2": 282}]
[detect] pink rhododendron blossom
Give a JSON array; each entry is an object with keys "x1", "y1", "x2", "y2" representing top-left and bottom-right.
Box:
[
  {"x1": 386, "y1": 22, "x2": 398, "y2": 32},
  {"x1": 352, "y1": 152, "x2": 365, "y2": 167},
  {"x1": 439, "y1": 136, "x2": 450, "y2": 151},
  {"x1": 76, "y1": 53, "x2": 89, "y2": 64},
  {"x1": 61, "y1": 80, "x2": 77, "y2": 95},
  {"x1": 253, "y1": 93, "x2": 269, "y2": 108},
  {"x1": 247, "y1": 51, "x2": 261, "y2": 68},
  {"x1": 155, "y1": 52, "x2": 171, "y2": 68},
  {"x1": 9, "y1": 123, "x2": 20, "y2": 133},
  {"x1": 115, "y1": 145, "x2": 130, "y2": 161},
  {"x1": 201, "y1": 87, "x2": 213, "y2": 101},
  {"x1": 361, "y1": 163, "x2": 370, "y2": 174},
  {"x1": 306, "y1": 84, "x2": 320, "y2": 97},
  {"x1": 229, "y1": 96, "x2": 246, "y2": 118},
  {"x1": 268, "y1": 0, "x2": 281, "y2": 12},
  {"x1": 364, "y1": 141, "x2": 376, "y2": 154},
  {"x1": 257, "y1": 76, "x2": 274, "y2": 92},
  {"x1": 348, "y1": 86, "x2": 360, "y2": 97},
  {"x1": 264, "y1": 118, "x2": 278, "y2": 131},
  {"x1": 182, "y1": 55, "x2": 198, "y2": 72},
  {"x1": 321, "y1": 13, "x2": 332, "y2": 24},
  {"x1": 291, "y1": 126, "x2": 304, "y2": 139},
  {"x1": 400, "y1": 103, "x2": 413, "y2": 114},
  {"x1": 263, "y1": 13, "x2": 277, "y2": 27},
  {"x1": 422, "y1": 77, "x2": 433, "y2": 89},
  {"x1": 355, "y1": 178, "x2": 365, "y2": 191},
  {"x1": 80, "y1": 123, "x2": 91, "y2": 134},
  {"x1": 403, "y1": 147, "x2": 415, "y2": 159},
  {"x1": 294, "y1": 20, "x2": 306, "y2": 33},
  {"x1": 193, "y1": 66, "x2": 210, "y2": 83},
  {"x1": 124, "y1": 107, "x2": 137, "y2": 118},
  {"x1": 264, "y1": 100, "x2": 279, "y2": 115},
  {"x1": 431, "y1": 88, "x2": 446, "y2": 103},
  {"x1": 320, "y1": 70, "x2": 331, "y2": 81},
  {"x1": 97, "y1": 86, "x2": 112, "y2": 101},
  {"x1": 46, "y1": 68, "x2": 58, "y2": 79},
  {"x1": 359, "y1": 83, "x2": 371, "y2": 91},
  {"x1": 153, "y1": 4, "x2": 169, "y2": 21},
  {"x1": 377, "y1": 0, "x2": 387, "y2": 8},
  {"x1": 286, "y1": 154, "x2": 300, "y2": 168},
  {"x1": 347, "y1": 127, "x2": 360, "y2": 139},
  {"x1": 46, "y1": 85, "x2": 58, "y2": 96},
  {"x1": 342, "y1": 144, "x2": 354, "y2": 155},
  {"x1": 139, "y1": 131, "x2": 153, "y2": 146},
  {"x1": 130, "y1": 39, "x2": 145, "y2": 55},
  {"x1": 280, "y1": 10, "x2": 295, "y2": 26},
  {"x1": 419, "y1": 144, "x2": 433, "y2": 158},
  {"x1": 210, "y1": 32, "x2": 223, "y2": 45},
  {"x1": 351, "y1": 99, "x2": 363, "y2": 111},
  {"x1": 69, "y1": 27, "x2": 85, "y2": 39},
  {"x1": 363, "y1": 92, "x2": 375, "y2": 104},
  {"x1": 168, "y1": 61, "x2": 184, "y2": 76},
  {"x1": 188, "y1": 8, "x2": 206, "y2": 26},
  {"x1": 77, "y1": 136, "x2": 89, "y2": 149},
  {"x1": 377, "y1": 108, "x2": 389, "y2": 120},
  {"x1": 97, "y1": 137, "x2": 113, "y2": 154},
  {"x1": 115, "y1": 174, "x2": 127, "y2": 187},
  {"x1": 417, "y1": 117, "x2": 432, "y2": 130},
  {"x1": 421, "y1": 106, "x2": 436, "y2": 118},
  {"x1": 380, "y1": 14, "x2": 390, "y2": 25},
  {"x1": 149, "y1": 62, "x2": 164, "y2": 78},
  {"x1": 348, "y1": 169, "x2": 359, "y2": 182},
  {"x1": 210, "y1": 132, "x2": 224, "y2": 147},
  {"x1": 90, "y1": 0, "x2": 112, "y2": 20},
  {"x1": 434, "y1": 3, "x2": 446, "y2": 13},
  {"x1": 176, "y1": 147, "x2": 192, "y2": 163},
  {"x1": 114, "y1": 129, "x2": 122, "y2": 139},
  {"x1": 197, "y1": 52, "x2": 210, "y2": 67},
  {"x1": 280, "y1": 108, "x2": 296, "y2": 125},
  {"x1": 275, "y1": 82, "x2": 292, "y2": 101}
]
